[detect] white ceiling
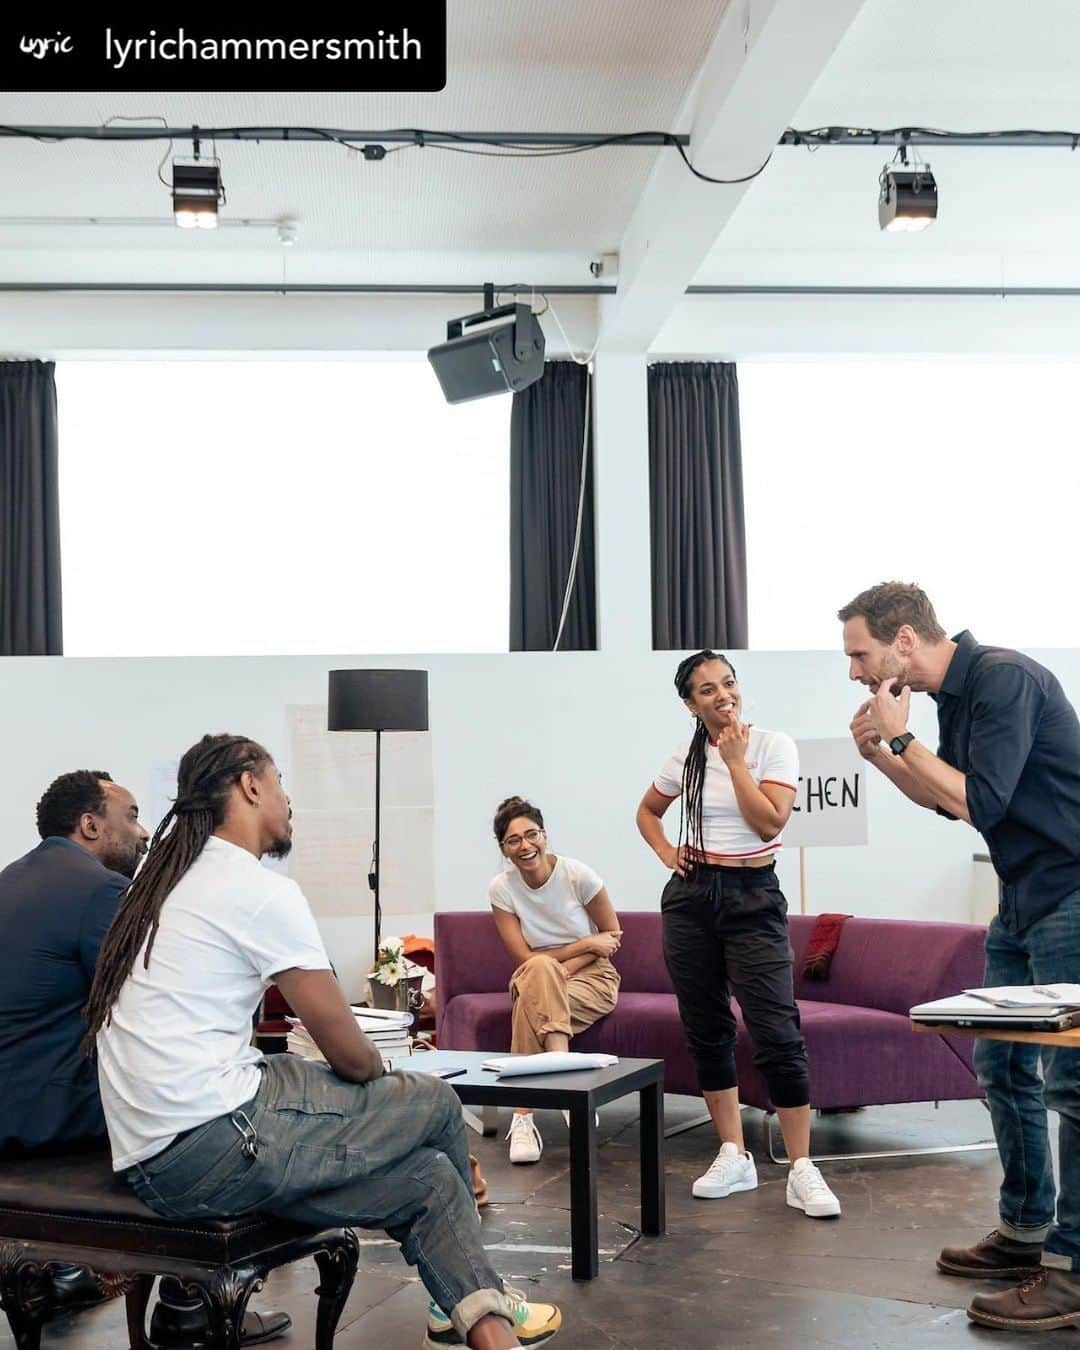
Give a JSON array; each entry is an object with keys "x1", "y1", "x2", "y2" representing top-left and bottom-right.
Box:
[
  {"x1": 2, "y1": 0, "x2": 1079, "y2": 304},
  {"x1": 0, "y1": 0, "x2": 727, "y2": 286},
  {"x1": 697, "y1": 0, "x2": 1080, "y2": 287}
]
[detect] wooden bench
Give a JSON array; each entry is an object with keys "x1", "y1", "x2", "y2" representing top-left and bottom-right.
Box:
[{"x1": 0, "y1": 1148, "x2": 359, "y2": 1349}]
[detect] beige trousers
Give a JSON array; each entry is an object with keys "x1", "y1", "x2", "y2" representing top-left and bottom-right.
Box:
[{"x1": 509, "y1": 953, "x2": 620, "y2": 1054}]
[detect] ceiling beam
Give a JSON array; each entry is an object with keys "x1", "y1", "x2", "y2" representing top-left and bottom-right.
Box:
[
  {"x1": 598, "y1": 0, "x2": 868, "y2": 352},
  {"x1": 782, "y1": 128, "x2": 1080, "y2": 148},
  {"x1": 0, "y1": 126, "x2": 685, "y2": 147},
  {"x1": 0, "y1": 281, "x2": 613, "y2": 296}
]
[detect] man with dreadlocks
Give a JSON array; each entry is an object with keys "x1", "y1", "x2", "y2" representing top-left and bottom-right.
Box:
[
  {"x1": 86, "y1": 734, "x2": 562, "y2": 1350},
  {"x1": 0, "y1": 769, "x2": 291, "y2": 1346},
  {"x1": 636, "y1": 651, "x2": 842, "y2": 1218}
]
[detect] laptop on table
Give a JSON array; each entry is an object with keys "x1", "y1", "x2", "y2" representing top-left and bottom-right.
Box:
[{"x1": 910, "y1": 995, "x2": 1080, "y2": 1033}]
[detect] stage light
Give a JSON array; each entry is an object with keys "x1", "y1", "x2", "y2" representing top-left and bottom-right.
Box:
[
  {"x1": 878, "y1": 147, "x2": 937, "y2": 232},
  {"x1": 172, "y1": 162, "x2": 224, "y2": 230}
]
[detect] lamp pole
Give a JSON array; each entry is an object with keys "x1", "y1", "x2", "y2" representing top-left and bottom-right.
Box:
[
  {"x1": 372, "y1": 729, "x2": 382, "y2": 954},
  {"x1": 327, "y1": 669, "x2": 429, "y2": 976}
]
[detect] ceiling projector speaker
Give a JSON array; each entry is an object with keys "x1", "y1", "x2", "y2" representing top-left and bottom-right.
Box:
[{"x1": 428, "y1": 301, "x2": 546, "y2": 404}]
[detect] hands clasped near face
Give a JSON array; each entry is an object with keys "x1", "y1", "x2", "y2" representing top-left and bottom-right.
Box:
[{"x1": 850, "y1": 677, "x2": 911, "y2": 759}]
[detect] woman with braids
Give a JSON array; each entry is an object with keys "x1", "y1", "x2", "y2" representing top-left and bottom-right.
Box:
[
  {"x1": 87, "y1": 734, "x2": 562, "y2": 1350},
  {"x1": 489, "y1": 796, "x2": 621, "y2": 1164},
  {"x1": 635, "y1": 652, "x2": 841, "y2": 1219}
]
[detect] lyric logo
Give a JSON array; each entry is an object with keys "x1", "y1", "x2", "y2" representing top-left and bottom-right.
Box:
[
  {"x1": 19, "y1": 31, "x2": 74, "y2": 59},
  {"x1": 2, "y1": 9, "x2": 445, "y2": 90}
]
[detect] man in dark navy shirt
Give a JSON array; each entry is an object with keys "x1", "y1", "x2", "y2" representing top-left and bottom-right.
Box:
[
  {"x1": 839, "y1": 582, "x2": 1080, "y2": 1332},
  {"x1": 0, "y1": 770, "x2": 289, "y2": 1347},
  {"x1": 0, "y1": 770, "x2": 145, "y2": 1154}
]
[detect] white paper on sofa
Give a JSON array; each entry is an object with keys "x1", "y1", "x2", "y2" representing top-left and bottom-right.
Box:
[{"x1": 482, "y1": 1052, "x2": 619, "y2": 1077}]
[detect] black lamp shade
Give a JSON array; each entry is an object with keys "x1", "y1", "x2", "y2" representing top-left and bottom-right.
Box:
[{"x1": 327, "y1": 669, "x2": 429, "y2": 732}]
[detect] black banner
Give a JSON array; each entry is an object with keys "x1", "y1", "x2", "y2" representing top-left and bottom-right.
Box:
[{"x1": 0, "y1": 9, "x2": 446, "y2": 91}]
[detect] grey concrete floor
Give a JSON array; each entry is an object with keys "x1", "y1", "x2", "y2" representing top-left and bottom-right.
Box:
[{"x1": 4, "y1": 1096, "x2": 1071, "y2": 1350}]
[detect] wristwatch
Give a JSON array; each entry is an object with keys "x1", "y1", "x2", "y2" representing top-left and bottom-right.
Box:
[{"x1": 889, "y1": 732, "x2": 915, "y2": 756}]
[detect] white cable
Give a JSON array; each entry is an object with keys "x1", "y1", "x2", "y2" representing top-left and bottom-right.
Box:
[
  {"x1": 495, "y1": 286, "x2": 595, "y2": 649},
  {"x1": 544, "y1": 296, "x2": 602, "y2": 366},
  {"x1": 102, "y1": 114, "x2": 174, "y2": 188},
  {"x1": 552, "y1": 370, "x2": 592, "y2": 651}
]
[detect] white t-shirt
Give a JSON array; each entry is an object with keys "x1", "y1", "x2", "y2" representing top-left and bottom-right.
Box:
[
  {"x1": 653, "y1": 726, "x2": 799, "y2": 861},
  {"x1": 97, "y1": 835, "x2": 331, "y2": 1170},
  {"x1": 488, "y1": 856, "x2": 604, "y2": 950}
]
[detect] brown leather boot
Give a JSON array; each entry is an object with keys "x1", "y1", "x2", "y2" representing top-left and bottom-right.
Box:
[
  {"x1": 968, "y1": 1268, "x2": 1080, "y2": 1331},
  {"x1": 937, "y1": 1229, "x2": 1044, "y2": 1278}
]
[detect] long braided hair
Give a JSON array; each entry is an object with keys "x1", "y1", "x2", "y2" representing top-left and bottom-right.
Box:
[
  {"x1": 673, "y1": 650, "x2": 736, "y2": 866},
  {"x1": 82, "y1": 733, "x2": 272, "y2": 1052}
]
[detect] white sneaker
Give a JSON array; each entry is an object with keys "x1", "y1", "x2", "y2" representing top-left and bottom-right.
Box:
[
  {"x1": 786, "y1": 1158, "x2": 841, "y2": 1218},
  {"x1": 507, "y1": 1112, "x2": 543, "y2": 1164},
  {"x1": 691, "y1": 1141, "x2": 758, "y2": 1199}
]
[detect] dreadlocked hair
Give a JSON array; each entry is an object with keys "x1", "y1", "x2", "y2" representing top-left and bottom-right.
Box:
[
  {"x1": 81, "y1": 733, "x2": 272, "y2": 1054},
  {"x1": 673, "y1": 650, "x2": 736, "y2": 866}
]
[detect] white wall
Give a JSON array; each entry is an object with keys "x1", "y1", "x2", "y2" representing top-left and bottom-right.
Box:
[
  {"x1": 7, "y1": 643, "x2": 1068, "y2": 958},
  {"x1": 12, "y1": 289, "x2": 1080, "y2": 363},
  {"x1": 0, "y1": 292, "x2": 600, "y2": 359},
  {"x1": 5, "y1": 288, "x2": 1073, "y2": 977},
  {"x1": 654, "y1": 292, "x2": 1080, "y2": 358}
]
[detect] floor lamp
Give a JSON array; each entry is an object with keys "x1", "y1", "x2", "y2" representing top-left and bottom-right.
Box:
[{"x1": 327, "y1": 669, "x2": 429, "y2": 961}]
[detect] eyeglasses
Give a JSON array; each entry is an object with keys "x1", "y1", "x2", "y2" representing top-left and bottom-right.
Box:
[{"x1": 502, "y1": 828, "x2": 543, "y2": 849}]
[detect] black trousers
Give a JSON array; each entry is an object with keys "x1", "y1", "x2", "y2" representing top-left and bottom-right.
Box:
[{"x1": 661, "y1": 862, "x2": 810, "y2": 1108}]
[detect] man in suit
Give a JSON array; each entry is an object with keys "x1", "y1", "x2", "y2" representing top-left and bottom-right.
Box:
[{"x1": 0, "y1": 769, "x2": 290, "y2": 1346}]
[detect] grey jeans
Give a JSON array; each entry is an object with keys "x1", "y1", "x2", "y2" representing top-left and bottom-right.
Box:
[{"x1": 127, "y1": 1055, "x2": 508, "y2": 1337}]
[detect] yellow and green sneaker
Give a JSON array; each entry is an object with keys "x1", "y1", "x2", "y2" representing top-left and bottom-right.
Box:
[{"x1": 422, "y1": 1286, "x2": 562, "y2": 1348}]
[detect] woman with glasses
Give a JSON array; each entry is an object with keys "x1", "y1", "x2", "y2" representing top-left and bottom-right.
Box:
[
  {"x1": 488, "y1": 796, "x2": 621, "y2": 1164},
  {"x1": 635, "y1": 651, "x2": 841, "y2": 1219}
]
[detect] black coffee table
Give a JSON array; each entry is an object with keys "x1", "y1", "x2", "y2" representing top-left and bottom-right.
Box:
[{"x1": 403, "y1": 1050, "x2": 665, "y2": 1280}]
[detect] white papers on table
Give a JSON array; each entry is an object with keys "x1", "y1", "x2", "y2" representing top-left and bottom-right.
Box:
[
  {"x1": 481, "y1": 1052, "x2": 619, "y2": 1077},
  {"x1": 963, "y1": 984, "x2": 1080, "y2": 1009}
]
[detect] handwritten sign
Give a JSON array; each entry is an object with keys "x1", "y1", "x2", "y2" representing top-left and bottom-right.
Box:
[{"x1": 783, "y1": 738, "x2": 867, "y2": 848}]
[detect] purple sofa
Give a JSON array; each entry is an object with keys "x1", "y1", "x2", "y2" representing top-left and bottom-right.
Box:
[{"x1": 434, "y1": 911, "x2": 987, "y2": 1110}]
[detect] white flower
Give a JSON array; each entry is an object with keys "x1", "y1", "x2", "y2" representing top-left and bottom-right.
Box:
[
  {"x1": 374, "y1": 960, "x2": 404, "y2": 986},
  {"x1": 370, "y1": 936, "x2": 417, "y2": 986}
]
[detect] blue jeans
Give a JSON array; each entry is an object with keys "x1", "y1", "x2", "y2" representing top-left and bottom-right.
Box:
[
  {"x1": 127, "y1": 1056, "x2": 508, "y2": 1338},
  {"x1": 974, "y1": 888, "x2": 1080, "y2": 1271}
]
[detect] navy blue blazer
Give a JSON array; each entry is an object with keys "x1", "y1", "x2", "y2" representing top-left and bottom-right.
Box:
[{"x1": 0, "y1": 837, "x2": 127, "y2": 1153}]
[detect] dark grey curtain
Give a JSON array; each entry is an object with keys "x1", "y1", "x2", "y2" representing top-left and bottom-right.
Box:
[
  {"x1": 509, "y1": 362, "x2": 596, "y2": 651},
  {"x1": 648, "y1": 362, "x2": 747, "y2": 650},
  {"x1": 0, "y1": 361, "x2": 63, "y2": 655}
]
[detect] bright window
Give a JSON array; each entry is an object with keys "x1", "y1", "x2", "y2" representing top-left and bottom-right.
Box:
[
  {"x1": 739, "y1": 360, "x2": 1080, "y2": 650},
  {"x1": 58, "y1": 360, "x2": 510, "y2": 656}
]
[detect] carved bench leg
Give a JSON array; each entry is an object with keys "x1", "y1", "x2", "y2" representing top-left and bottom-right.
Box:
[
  {"x1": 0, "y1": 1245, "x2": 52, "y2": 1350},
  {"x1": 125, "y1": 1272, "x2": 155, "y2": 1350},
  {"x1": 314, "y1": 1229, "x2": 360, "y2": 1350},
  {"x1": 181, "y1": 1265, "x2": 265, "y2": 1350}
]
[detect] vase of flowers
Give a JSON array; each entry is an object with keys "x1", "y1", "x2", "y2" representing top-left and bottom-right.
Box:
[{"x1": 368, "y1": 935, "x2": 425, "y2": 1013}]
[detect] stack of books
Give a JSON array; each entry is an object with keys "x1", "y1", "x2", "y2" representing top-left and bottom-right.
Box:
[
  {"x1": 354, "y1": 1006, "x2": 414, "y2": 1065},
  {"x1": 286, "y1": 1005, "x2": 414, "y2": 1069}
]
